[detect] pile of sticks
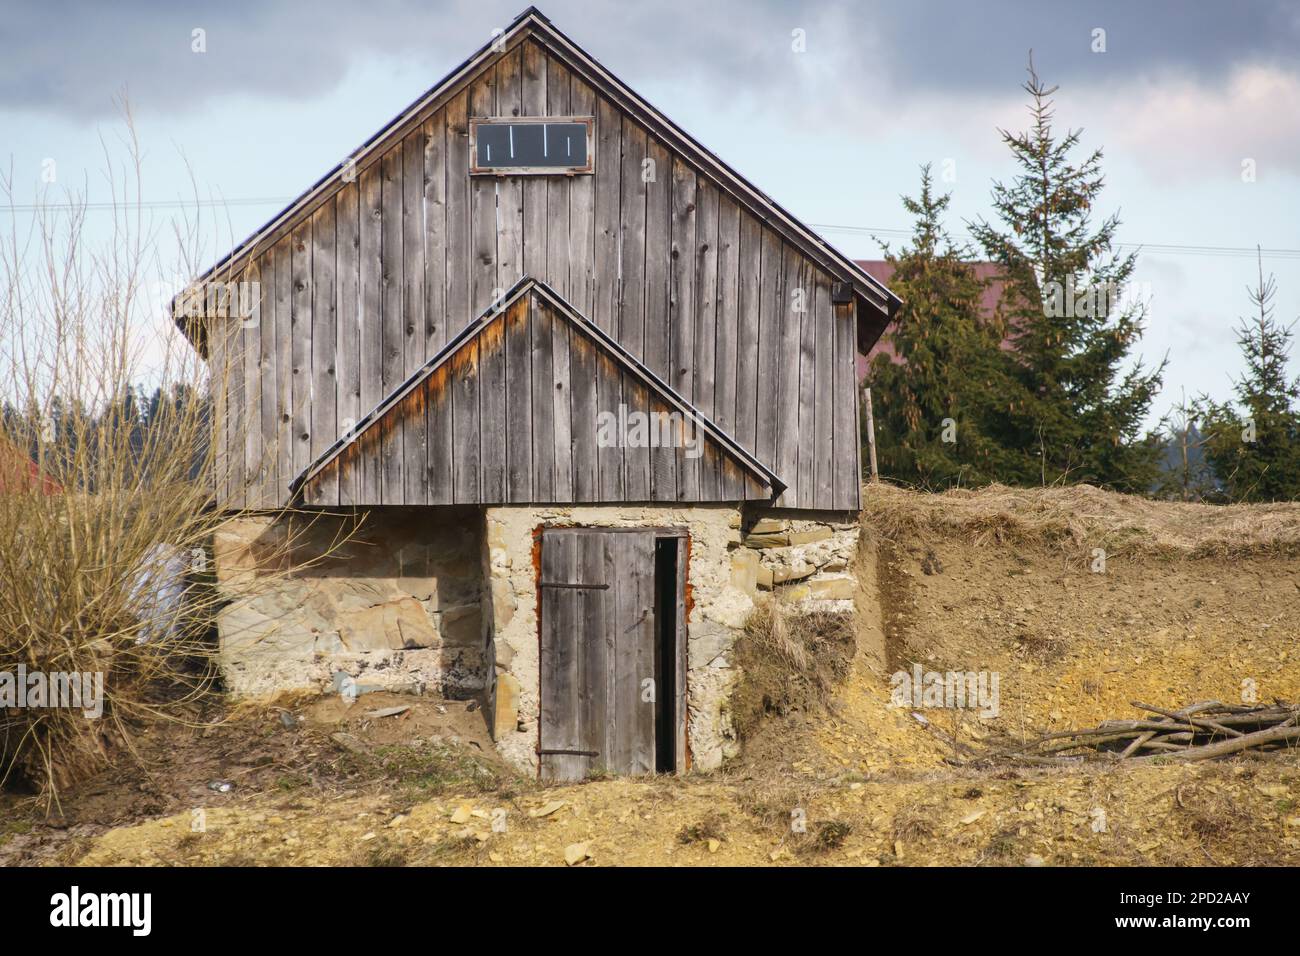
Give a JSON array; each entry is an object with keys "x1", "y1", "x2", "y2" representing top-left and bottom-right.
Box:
[{"x1": 1002, "y1": 700, "x2": 1300, "y2": 763}]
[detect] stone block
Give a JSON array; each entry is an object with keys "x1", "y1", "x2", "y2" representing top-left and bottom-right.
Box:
[
  {"x1": 788, "y1": 528, "x2": 832, "y2": 546},
  {"x1": 807, "y1": 577, "x2": 856, "y2": 600},
  {"x1": 772, "y1": 564, "x2": 815, "y2": 585},
  {"x1": 729, "y1": 549, "x2": 759, "y2": 596},
  {"x1": 493, "y1": 671, "x2": 520, "y2": 739},
  {"x1": 489, "y1": 582, "x2": 517, "y2": 630},
  {"x1": 703, "y1": 585, "x2": 754, "y2": 629},
  {"x1": 338, "y1": 596, "x2": 436, "y2": 651},
  {"x1": 688, "y1": 622, "x2": 732, "y2": 669},
  {"x1": 494, "y1": 640, "x2": 514, "y2": 668},
  {"x1": 440, "y1": 602, "x2": 483, "y2": 647}
]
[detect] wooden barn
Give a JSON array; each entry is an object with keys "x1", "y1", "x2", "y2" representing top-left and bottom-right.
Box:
[{"x1": 178, "y1": 7, "x2": 899, "y2": 779}]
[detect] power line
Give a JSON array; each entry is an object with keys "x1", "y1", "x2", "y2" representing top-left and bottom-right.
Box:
[
  {"x1": 3, "y1": 195, "x2": 1297, "y2": 261},
  {"x1": 0, "y1": 197, "x2": 290, "y2": 214},
  {"x1": 810, "y1": 222, "x2": 1300, "y2": 261}
]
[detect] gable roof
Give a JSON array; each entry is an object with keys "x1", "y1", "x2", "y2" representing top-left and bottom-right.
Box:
[
  {"x1": 858, "y1": 260, "x2": 1008, "y2": 325},
  {"x1": 288, "y1": 275, "x2": 785, "y2": 502},
  {"x1": 855, "y1": 259, "x2": 1030, "y2": 378},
  {"x1": 174, "y1": 5, "x2": 900, "y2": 345}
]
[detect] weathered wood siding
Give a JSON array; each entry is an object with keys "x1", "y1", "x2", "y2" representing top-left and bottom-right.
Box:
[
  {"x1": 208, "y1": 36, "x2": 860, "y2": 511},
  {"x1": 298, "y1": 292, "x2": 770, "y2": 505}
]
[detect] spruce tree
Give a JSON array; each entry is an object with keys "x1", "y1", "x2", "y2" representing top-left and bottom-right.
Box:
[
  {"x1": 1194, "y1": 255, "x2": 1300, "y2": 501},
  {"x1": 968, "y1": 58, "x2": 1165, "y2": 490},
  {"x1": 866, "y1": 165, "x2": 1022, "y2": 487}
]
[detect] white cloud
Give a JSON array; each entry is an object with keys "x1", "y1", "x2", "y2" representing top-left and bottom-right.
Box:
[{"x1": 1079, "y1": 65, "x2": 1300, "y2": 181}]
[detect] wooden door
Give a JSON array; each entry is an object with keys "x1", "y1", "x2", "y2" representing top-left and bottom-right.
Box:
[{"x1": 539, "y1": 528, "x2": 658, "y2": 782}]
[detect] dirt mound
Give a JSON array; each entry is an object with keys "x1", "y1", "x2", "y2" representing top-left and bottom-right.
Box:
[
  {"x1": 864, "y1": 525, "x2": 1300, "y2": 742},
  {"x1": 729, "y1": 600, "x2": 856, "y2": 742},
  {"x1": 745, "y1": 481, "x2": 1300, "y2": 781},
  {"x1": 863, "y1": 481, "x2": 1300, "y2": 559}
]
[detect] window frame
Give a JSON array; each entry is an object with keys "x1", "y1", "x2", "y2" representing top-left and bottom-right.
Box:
[{"x1": 468, "y1": 115, "x2": 596, "y2": 176}]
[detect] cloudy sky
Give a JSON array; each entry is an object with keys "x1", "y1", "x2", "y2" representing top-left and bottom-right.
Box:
[{"x1": 4, "y1": 0, "x2": 1298, "y2": 426}]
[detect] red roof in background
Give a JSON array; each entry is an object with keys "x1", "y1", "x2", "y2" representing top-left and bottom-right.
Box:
[
  {"x1": 855, "y1": 260, "x2": 1014, "y2": 379},
  {"x1": 0, "y1": 434, "x2": 62, "y2": 495}
]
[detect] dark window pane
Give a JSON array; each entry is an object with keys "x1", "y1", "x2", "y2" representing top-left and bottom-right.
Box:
[
  {"x1": 476, "y1": 123, "x2": 513, "y2": 166},
  {"x1": 476, "y1": 121, "x2": 589, "y2": 169},
  {"x1": 542, "y1": 122, "x2": 588, "y2": 166}
]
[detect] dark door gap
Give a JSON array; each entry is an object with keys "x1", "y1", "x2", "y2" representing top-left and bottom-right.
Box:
[{"x1": 653, "y1": 537, "x2": 678, "y2": 774}]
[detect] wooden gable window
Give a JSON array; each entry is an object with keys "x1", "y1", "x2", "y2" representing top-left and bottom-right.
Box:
[{"x1": 469, "y1": 116, "x2": 594, "y2": 175}]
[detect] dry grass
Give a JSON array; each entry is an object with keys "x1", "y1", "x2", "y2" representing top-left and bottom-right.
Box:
[
  {"x1": 735, "y1": 780, "x2": 813, "y2": 829},
  {"x1": 805, "y1": 819, "x2": 852, "y2": 853},
  {"x1": 863, "y1": 480, "x2": 1300, "y2": 559},
  {"x1": 730, "y1": 598, "x2": 855, "y2": 740},
  {"x1": 891, "y1": 804, "x2": 936, "y2": 843},
  {"x1": 1013, "y1": 630, "x2": 1067, "y2": 663},
  {"x1": 676, "y1": 812, "x2": 729, "y2": 846},
  {"x1": 0, "y1": 111, "x2": 353, "y2": 804}
]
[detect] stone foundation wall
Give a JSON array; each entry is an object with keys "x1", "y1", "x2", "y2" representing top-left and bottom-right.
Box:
[
  {"x1": 484, "y1": 504, "x2": 752, "y2": 774},
  {"x1": 727, "y1": 511, "x2": 860, "y2": 611},
  {"x1": 213, "y1": 507, "x2": 487, "y2": 698},
  {"x1": 213, "y1": 502, "x2": 863, "y2": 777}
]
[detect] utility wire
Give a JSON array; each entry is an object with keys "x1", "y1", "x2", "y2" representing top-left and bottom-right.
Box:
[
  {"x1": 810, "y1": 222, "x2": 1300, "y2": 261},
  {"x1": 3, "y1": 195, "x2": 1297, "y2": 261}
]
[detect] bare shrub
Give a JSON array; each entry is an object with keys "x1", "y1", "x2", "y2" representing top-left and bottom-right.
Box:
[{"x1": 0, "y1": 108, "x2": 347, "y2": 804}]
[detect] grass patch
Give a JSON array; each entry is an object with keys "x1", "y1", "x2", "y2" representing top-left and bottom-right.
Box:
[
  {"x1": 736, "y1": 781, "x2": 812, "y2": 830},
  {"x1": 983, "y1": 827, "x2": 1020, "y2": 861},
  {"x1": 891, "y1": 805, "x2": 935, "y2": 844},
  {"x1": 676, "y1": 812, "x2": 728, "y2": 846},
  {"x1": 802, "y1": 820, "x2": 851, "y2": 854},
  {"x1": 1014, "y1": 630, "x2": 1066, "y2": 663},
  {"x1": 343, "y1": 740, "x2": 512, "y2": 800},
  {"x1": 275, "y1": 773, "x2": 310, "y2": 792},
  {"x1": 364, "y1": 835, "x2": 411, "y2": 867},
  {"x1": 731, "y1": 600, "x2": 855, "y2": 740}
]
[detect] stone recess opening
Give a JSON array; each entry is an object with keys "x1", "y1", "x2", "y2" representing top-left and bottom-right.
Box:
[
  {"x1": 536, "y1": 527, "x2": 687, "y2": 783},
  {"x1": 214, "y1": 507, "x2": 487, "y2": 698}
]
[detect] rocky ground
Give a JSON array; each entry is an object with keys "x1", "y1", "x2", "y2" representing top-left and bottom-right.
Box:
[
  {"x1": 4, "y1": 483, "x2": 1299, "y2": 866},
  {"x1": 5, "y1": 685, "x2": 1297, "y2": 868}
]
